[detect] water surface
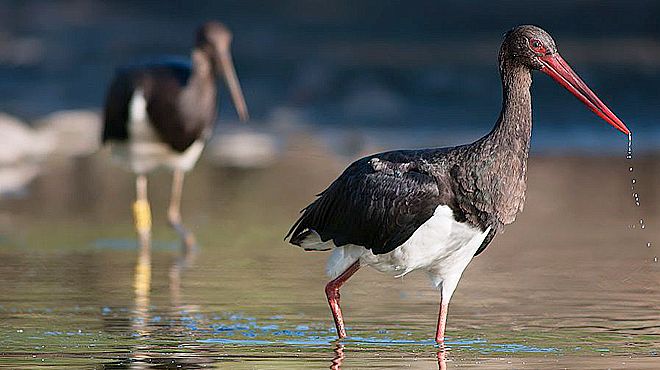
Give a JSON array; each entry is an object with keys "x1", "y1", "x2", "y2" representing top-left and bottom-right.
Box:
[{"x1": 0, "y1": 147, "x2": 658, "y2": 369}]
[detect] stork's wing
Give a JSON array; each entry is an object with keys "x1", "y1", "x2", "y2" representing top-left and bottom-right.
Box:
[
  {"x1": 102, "y1": 61, "x2": 205, "y2": 153},
  {"x1": 287, "y1": 155, "x2": 451, "y2": 255},
  {"x1": 143, "y1": 63, "x2": 206, "y2": 153},
  {"x1": 102, "y1": 71, "x2": 133, "y2": 143}
]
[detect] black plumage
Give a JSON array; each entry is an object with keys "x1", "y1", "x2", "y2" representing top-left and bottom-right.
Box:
[
  {"x1": 289, "y1": 153, "x2": 445, "y2": 255},
  {"x1": 289, "y1": 24, "x2": 630, "y2": 344},
  {"x1": 102, "y1": 67, "x2": 133, "y2": 143},
  {"x1": 102, "y1": 60, "x2": 217, "y2": 153},
  {"x1": 287, "y1": 26, "x2": 552, "y2": 257},
  {"x1": 101, "y1": 21, "x2": 249, "y2": 253},
  {"x1": 102, "y1": 22, "x2": 248, "y2": 155},
  {"x1": 102, "y1": 61, "x2": 213, "y2": 152},
  {"x1": 287, "y1": 144, "x2": 508, "y2": 256}
]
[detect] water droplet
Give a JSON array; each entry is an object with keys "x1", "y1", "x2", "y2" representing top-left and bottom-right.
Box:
[{"x1": 625, "y1": 136, "x2": 653, "y2": 248}]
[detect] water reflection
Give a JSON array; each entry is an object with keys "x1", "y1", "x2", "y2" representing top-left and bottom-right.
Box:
[
  {"x1": 0, "y1": 154, "x2": 657, "y2": 368},
  {"x1": 330, "y1": 343, "x2": 344, "y2": 370},
  {"x1": 133, "y1": 243, "x2": 151, "y2": 331},
  {"x1": 328, "y1": 342, "x2": 448, "y2": 370},
  {"x1": 436, "y1": 347, "x2": 447, "y2": 370},
  {"x1": 169, "y1": 246, "x2": 197, "y2": 311},
  {"x1": 130, "y1": 241, "x2": 151, "y2": 369},
  {"x1": 125, "y1": 241, "x2": 203, "y2": 369}
]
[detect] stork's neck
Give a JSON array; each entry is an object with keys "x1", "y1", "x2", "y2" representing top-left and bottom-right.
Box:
[
  {"x1": 190, "y1": 49, "x2": 215, "y2": 82},
  {"x1": 468, "y1": 60, "x2": 533, "y2": 227},
  {"x1": 488, "y1": 60, "x2": 533, "y2": 148},
  {"x1": 186, "y1": 49, "x2": 217, "y2": 102},
  {"x1": 178, "y1": 49, "x2": 217, "y2": 129}
]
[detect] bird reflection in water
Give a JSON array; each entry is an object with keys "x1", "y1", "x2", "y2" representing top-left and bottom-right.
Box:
[
  {"x1": 130, "y1": 239, "x2": 152, "y2": 369},
  {"x1": 128, "y1": 239, "x2": 198, "y2": 368},
  {"x1": 330, "y1": 343, "x2": 344, "y2": 370},
  {"x1": 436, "y1": 346, "x2": 448, "y2": 370},
  {"x1": 169, "y1": 245, "x2": 198, "y2": 310},
  {"x1": 329, "y1": 343, "x2": 448, "y2": 369}
]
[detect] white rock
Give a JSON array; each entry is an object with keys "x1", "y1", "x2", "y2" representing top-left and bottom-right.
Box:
[
  {"x1": 0, "y1": 163, "x2": 41, "y2": 196},
  {"x1": 208, "y1": 128, "x2": 280, "y2": 169},
  {"x1": 0, "y1": 113, "x2": 54, "y2": 165},
  {"x1": 34, "y1": 110, "x2": 102, "y2": 158}
]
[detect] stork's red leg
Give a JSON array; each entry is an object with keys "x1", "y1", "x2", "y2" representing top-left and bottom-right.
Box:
[
  {"x1": 436, "y1": 348, "x2": 447, "y2": 370},
  {"x1": 325, "y1": 260, "x2": 360, "y2": 339},
  {"x1": 435, "y1": 302, "x2": 449, "y2": 344}
]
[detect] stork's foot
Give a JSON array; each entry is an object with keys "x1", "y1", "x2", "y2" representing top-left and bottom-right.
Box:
[
  {"x1": 325, "y1": 261, "x2": 360, "y2": 340},
  {"x1": 325, "y1": 283, "x2": 347, "y2": 339},
  {"x1": 168, "y1": 212, "x2": 197, "y2": 252}
]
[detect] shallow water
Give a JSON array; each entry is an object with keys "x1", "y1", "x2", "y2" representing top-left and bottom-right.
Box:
[{"x1": 0, "y1": 147, "x2": 658, "y2": 369}]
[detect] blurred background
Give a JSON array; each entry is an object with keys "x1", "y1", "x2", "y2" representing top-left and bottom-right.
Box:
[
  {"x1": 0, "y1": 1, "x2": 658, "y2": 368},
  {"x1": 1, "y1": 0, "x2": 659, "y2": 153}
]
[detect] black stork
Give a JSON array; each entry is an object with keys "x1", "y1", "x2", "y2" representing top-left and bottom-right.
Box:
[
  {"x1": 102, "y1": 21, "x2": 248, "y2": 249},
  {"x1": 287, "y1": 25, "x2": 630, "y2": 344}
]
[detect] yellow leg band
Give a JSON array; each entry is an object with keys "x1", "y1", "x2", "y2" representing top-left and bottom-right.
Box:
[{"x1": 133, "y1": 200, "x2": 152, "y2": 234}]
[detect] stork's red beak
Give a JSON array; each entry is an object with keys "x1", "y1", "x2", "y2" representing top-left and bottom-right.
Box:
[{"x1": 539, "y1": 54, "x2": 630, "y2": 135}]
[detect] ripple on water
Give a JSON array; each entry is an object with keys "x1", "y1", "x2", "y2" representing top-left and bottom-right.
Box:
[
  {"x1": 181, "y1": 313, "x2": 561, "y2": 354},
  {"x1": 0, "y1": 154, "x2": 658, "y2": 368}
]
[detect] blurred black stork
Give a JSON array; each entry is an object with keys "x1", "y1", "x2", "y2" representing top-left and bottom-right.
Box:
[
  {"x1": 287, "y1": 25, "x2": 630, "y2": 344},
  {"x1": 102, "y1": 21, "x2": 248, "y2": 249}
]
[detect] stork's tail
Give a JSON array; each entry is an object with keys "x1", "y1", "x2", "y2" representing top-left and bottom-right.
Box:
[{"x1": 289, "y1": 229, "x2": 334, "y2": 251}]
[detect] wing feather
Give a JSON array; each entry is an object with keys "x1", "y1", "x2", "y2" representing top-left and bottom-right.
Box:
[
  {"x1": 287, "y1": 155, "x2": 446, "y2": 255},
  {"x1": 102, "y1": 71, "x2": 134, "y2": 143},
  {"x1": 102, "y1": 61, "x2": 210, "y2": 153}
]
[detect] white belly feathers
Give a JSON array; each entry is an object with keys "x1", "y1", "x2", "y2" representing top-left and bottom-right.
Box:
[{"x1": 320, "y1": 205, "x2": 491, "y2": 298}]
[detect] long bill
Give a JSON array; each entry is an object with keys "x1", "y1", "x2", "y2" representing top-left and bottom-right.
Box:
[
  {"x1": 218, "y1": 49, "x2": 249, "y2": 122},
  {"x1": 539, "y1": 54, "x2": 630, "y2": 135}
]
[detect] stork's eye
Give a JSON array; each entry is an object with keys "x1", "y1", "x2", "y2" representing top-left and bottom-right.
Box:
[{"x1": 529, "y1": 38, "x2": 546, "y2": 53}]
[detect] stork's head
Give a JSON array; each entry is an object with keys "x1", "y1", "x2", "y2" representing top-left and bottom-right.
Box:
[
  {"x1": 196, "y1": 21, "x2": 249, "y2": 122},
  {"x1": 500, "y1": 25, "x2": 629, "y2": 135},
  {"x1": 500, "y1": 25, "x2": 557, "y2": 70}
]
